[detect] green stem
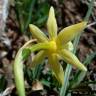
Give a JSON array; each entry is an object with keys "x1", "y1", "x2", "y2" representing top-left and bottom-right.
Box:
[
  {"x1": 14, "y1": 40, "x2": 36, "y2": 96},
  {"x1": 60, "y1": 0, "x2": 94, "y2": 96},
  {"x1": 14, "y1": 49, "x2": 25, "y2": 96},
  {"x1": 14, "y1": 41, "x2": 54, "y2": 96}
]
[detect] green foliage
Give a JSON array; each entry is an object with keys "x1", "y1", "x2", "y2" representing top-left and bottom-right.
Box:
[
  {"x1": 22, "y1": 48, "x2": 31, "y2": 60},
  {"x1": 15, "y1": 0, "x2": 50, "y2": 33},
  {"x1": 0, "y1": 75, "x2": 6, "y2": 92}
]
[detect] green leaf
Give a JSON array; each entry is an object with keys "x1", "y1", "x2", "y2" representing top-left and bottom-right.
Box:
[
  {"x1": 22, "y1": 48, "x2": 31, "y2": 60},
  {"x1": 41, "y1": 79, "x2": 51, "y2": 87},
  {"x1": 15, "y1": 0, "x2": 36, "y2": 33},
  {"x1": 32, "y1": 63, "x2": 43, "y2": 80},
  {"x1": 0, "y1": 75, "x2": 6, "y2": 92}
]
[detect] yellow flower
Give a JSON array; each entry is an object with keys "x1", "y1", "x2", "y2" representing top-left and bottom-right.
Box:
[{"x1": 29, "y1": 7, "x2": 87, "y2": 85}]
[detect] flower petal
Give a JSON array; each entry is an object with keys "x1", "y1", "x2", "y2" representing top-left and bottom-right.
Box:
[
  {"x1": 59, "y1": 49, "x2": 87, "y2": 71},
  {"x1": 48, "y1": 53, "x2": 64, "y2": 85},
  {"x1": 63, "y1": 42, "x2": 74, "y2": 51},
  {"x1": 56, "y1": 22, "x2": 87, "y2": 45},
  {"x1": 29, "y1": 24, "x2": 48, "y2": 42},
  {"x1": 28, "y1": 42, "x2": 57, "y2": 52},
  {"x1": 47, "y1": 7, "x2": 57, "y2": 40},
  {"x1": 30, "y1": 50, "x2": 46, "y2": 68}
]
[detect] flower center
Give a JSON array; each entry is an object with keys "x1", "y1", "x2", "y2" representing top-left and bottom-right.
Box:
[{"x1": 48, "y1": 40, "x2": 57, "y2": 53}]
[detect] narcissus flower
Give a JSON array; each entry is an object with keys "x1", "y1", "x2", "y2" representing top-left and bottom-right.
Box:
[{"x1": 29, "y1": 7, "x2": 87, "y2": 85}]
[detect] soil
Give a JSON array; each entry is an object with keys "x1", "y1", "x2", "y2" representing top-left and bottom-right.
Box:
[{"x1": 0, "y1": 0, "x2": 96, "y2": 96}]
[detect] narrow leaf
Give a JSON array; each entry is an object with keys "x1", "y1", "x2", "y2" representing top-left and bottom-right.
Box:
[{"x1": 22, "y1": 48, "x2": 31, "y2": 60}]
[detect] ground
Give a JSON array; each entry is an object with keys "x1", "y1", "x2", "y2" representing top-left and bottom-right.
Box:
[{"x1": 0, "y1": 0, "x2": 96, "y2": 96}]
